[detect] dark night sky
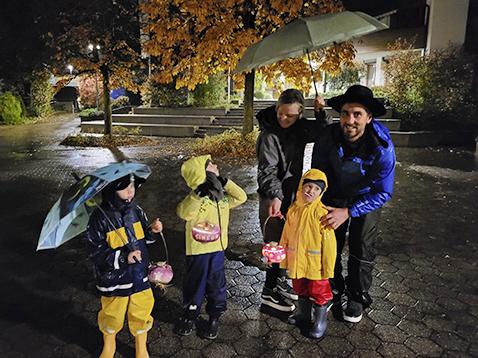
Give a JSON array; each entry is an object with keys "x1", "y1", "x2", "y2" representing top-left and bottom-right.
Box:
[{"x1": 342, "y1": 0, "x2": 425, "y2": 16}]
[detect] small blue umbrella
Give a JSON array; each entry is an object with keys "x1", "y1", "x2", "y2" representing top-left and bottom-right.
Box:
[{"x1": 37, "y1": 161, "x2": 151, "y2": 251}]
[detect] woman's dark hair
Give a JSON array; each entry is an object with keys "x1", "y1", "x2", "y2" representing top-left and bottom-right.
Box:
[{"x1": 276, "y1": 88, "x2": 305, "y2": 113}]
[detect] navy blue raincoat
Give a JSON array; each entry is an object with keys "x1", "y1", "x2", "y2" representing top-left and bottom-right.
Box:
[{"x1": 86, "y1": 199, "x2": 157, "y2": 297}]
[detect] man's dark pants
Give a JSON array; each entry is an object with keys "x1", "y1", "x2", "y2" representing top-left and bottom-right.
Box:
[{"x1": 331, "y1": 209, "x2": 381, "y2": 307}]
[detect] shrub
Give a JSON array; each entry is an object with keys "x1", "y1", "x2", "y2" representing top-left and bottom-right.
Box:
[
  {"x1": 191, "y1": 73, "x2": 227, "y2": 107},
  {"x1": 0, "y1": 91, "x2": 25, "y2": 124},
  {"x1": 141, "y1": 78, "x2": 188, "y2": 107},
  {"x1": 79, "y1": 75, "x2": 104, "y2": 108},
  {"x1": 79, "y1": 108, "x2": 104, "y2": 119},
  {"x1": 384, "y1": 41, "x2": 477, "y2": 131},
  {"x1": 112, "y1": 95, "x2": 130, "y2": 109},
  {"x1": 30, "y1": 69, "x2": 55, "y2": 117},
  {"x1": 193, "y1": 128, "x2": 258, "y2": 158},
  {"x1": 328, "y1": 64, "x2": 364, "y2": 91}
]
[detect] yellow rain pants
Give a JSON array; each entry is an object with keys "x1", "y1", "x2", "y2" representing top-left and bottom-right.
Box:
[{"x1": 98, "y1": 288, "x2": 154, "y2": 336}]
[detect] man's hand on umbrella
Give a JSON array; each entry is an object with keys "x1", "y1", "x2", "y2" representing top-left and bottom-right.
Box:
[
  {"x1": 321, "y1": 206, "x2": 350, "y2": 230},
  {"x1": 128, "y1": 250, "x2": 142, "y2": 264},
  {"x1": 150, "y1": 218, "x2": 163, "y2": 233},
  {"x1": 314, "y1": 95, "x2": 326, "y2": 112}
]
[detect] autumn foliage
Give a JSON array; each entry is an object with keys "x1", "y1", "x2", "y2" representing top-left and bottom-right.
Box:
[{"x1": 140, "y1": 0, "x2": 355, "y2": 94}]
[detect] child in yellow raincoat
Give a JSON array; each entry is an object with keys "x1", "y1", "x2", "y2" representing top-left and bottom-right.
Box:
[
  {"x1": 176, "y1": 155, "x2": 247, "y2": 339},
  {"x1": 279, "y1": 168, "x2": 336, "y2": 340}
]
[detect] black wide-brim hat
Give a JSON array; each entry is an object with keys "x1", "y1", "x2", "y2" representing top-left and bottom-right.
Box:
[{"x1": 328, "y1": 85, "x2": 386, "y2": 117}]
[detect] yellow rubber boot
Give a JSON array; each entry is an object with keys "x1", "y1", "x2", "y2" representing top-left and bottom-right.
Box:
[
  {"x1": 135, "y1": 332, "x2": 149, "y2": 358},
  {"x1": 99, "y1": 334, "x2": 116, "y2": 358}
]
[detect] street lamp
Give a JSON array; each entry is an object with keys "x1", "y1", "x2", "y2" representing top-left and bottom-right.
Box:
[{"x1": 87, "y1": 44, "x2": 101, "y2": 109}]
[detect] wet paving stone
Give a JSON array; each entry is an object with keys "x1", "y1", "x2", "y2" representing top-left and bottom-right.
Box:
[
  {"x1": 232, "y1": 274, "x2": 259, "y2": 286},
  {"x1": 386, "y1": 292, "x2": 418, "y2": 306},
  {"x1": 368, "y1": 309, "x2": 401, "y2": 326},
  {"x1": 373, "y1": 324, "x2": 409, "y2": 343},
  {"x1": 237, "y1": 265, "x2": 261, "y2": 276},
  {"x1": 405, "y1": 336, "x2": 443, "y2": 357},
  {"x1": 346, "y1": 330, "x2": 381, "y2": 350},
  {"x1": 228, "y1": 285, "x2": 255, "y2": 297},
  {"x1": 171, "y1": 349, "x2": 203, "y2": 358},
  {"x1": 320, "y1": 336, "x2": 354, "y2": 356},
  {"x1": 423, "y1": 315, "x2": 456, "y2": 332},
  {"x1": 431, "y1": 331, "x2": 469, "y2": 352},
  {"x1": 202, "y1": 342, "x2": 237, "y2": 358},
  {"x1": 377, "y1": 342, "x2": 415, "y2": 357},
  {"x1": 397, "y1": 319, "x2": 432, "y2": 338},
  {"x1": 233, "y1": 337, "x2": 267, "y2": 356},
  {"x1": 264, "y1": 331, "x2": 297, "y2": 350},
  {"x1": 289, "y1": 341, "x2": 325, "y2": 357}
]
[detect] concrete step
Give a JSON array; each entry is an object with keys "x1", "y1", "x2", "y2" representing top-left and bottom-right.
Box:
[
  {"x1": 197, "y1": 125, "x2": 242, "y2": 136},
  {"x1": 112, "y1": 114, "x2": 214, "y2": 126},
  {"x1": 215, "y1": 116, "x2": 399, "y2": 131},
  {"x1": 133, "y1": 106, "x2": 227, "y2": 116},
  {"x1": 81, "y1": 121, "x2": 198, "y2": 137}
]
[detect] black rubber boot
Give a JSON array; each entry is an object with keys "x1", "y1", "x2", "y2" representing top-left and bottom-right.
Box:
[
  {"x1": 287, "y1": 297, "x2": 312, "y2": 325},
  {"x1": 309, "y1": 303, "x2": 328, "y2": 340},
  {"x1": 176, "y1": 317, "x2": 195, "y2": 336},
  {"x1": 203, "y1": 317, "x2": 219, "y2": 340}
]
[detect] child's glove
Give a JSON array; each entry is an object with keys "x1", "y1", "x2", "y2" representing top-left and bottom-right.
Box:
[{"x1": 217, "y1": 176, "x2": 228, "y2": 187}]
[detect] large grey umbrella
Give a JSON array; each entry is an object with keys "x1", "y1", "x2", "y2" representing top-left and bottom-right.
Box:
[{"x1": 234, "y1": 11, "x2": 387, "y2": 75}]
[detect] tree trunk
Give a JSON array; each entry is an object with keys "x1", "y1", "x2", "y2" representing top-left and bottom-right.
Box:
[
  {"x1": 242, "y1": 70, "x2": 255, "y2": 135},
  {"x1": 101, "y1": 66, "x2": 112, "y2": 136}
]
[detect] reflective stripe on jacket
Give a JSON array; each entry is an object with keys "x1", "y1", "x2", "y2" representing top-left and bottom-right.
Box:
[{"x1": 87, "y1": 204, "x2": 156, "y2": 297}]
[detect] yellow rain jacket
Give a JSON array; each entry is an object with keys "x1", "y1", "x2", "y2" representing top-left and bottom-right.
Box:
[
  {"x1": 177, "y1": 155, "x2": 247, "y2": 256},
  {"x1": 279, "y1": 169, "x2": 336, "y2": 280}
]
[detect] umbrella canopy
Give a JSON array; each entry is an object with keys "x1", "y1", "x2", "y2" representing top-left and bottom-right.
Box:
[
  {"x1": 37, "y1": 162, "x2": 151, "y2": 251},
  {"x1": 234, "y1": 11, "x2": 387, "y2": 73}
]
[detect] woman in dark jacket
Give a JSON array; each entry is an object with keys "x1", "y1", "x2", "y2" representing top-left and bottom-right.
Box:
[{"x1": 256, "y1": 88, "x2": 331, "y2": 312}]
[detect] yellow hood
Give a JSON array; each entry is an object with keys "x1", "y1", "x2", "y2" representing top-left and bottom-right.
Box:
[
  {"x1": 295, "y1": 169, "x2": 328, "y2": 207},
  {"x1": 181, "y1": 155, "x2": 211, "y2": 190}
]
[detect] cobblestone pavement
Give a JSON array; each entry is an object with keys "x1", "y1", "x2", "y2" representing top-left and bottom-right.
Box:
[{"x1": 0, "y1": 115, "x2": 477, "y2": 357}]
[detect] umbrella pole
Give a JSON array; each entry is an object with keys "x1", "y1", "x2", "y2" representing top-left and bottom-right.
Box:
[{"x1": 306, "y1": 49, "x2": 319, "y2": 97}]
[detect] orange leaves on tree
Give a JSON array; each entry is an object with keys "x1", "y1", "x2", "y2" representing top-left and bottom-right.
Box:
[{"x1": 141, "y1": 0, "x2": 354, "y2": 93}]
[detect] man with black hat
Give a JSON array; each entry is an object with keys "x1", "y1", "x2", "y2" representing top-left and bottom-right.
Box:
[{"x1": 311, "y1": 84, "x2": 395, "y2": 323}]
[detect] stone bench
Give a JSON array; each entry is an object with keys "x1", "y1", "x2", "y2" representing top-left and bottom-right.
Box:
[
  {"x1": 112, "y1": 114, "x2": 214, "y2": 126},
  {"x1": 133, "y1": 106, "x2": 227, "y2": 116}
]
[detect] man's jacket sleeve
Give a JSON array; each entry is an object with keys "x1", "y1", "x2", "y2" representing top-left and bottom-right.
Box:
[
  {"x1": 349, "y1": 147, "x2": 396, "y2": 217},
  {"x1": 257, "y1": 133, "x2": 284, "y2": 200}
]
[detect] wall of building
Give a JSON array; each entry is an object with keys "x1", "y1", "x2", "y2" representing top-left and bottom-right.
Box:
[{"x1": 426, "y1": 0, "x2": 470, "y2": 51}]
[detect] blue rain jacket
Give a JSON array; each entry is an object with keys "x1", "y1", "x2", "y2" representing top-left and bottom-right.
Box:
[
  {"x1": 86, "y1": 200, "x2": 156, "y2": 297},
  {"x1": 312, "y1": 120, "x2": 395, "y2": 217}
]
